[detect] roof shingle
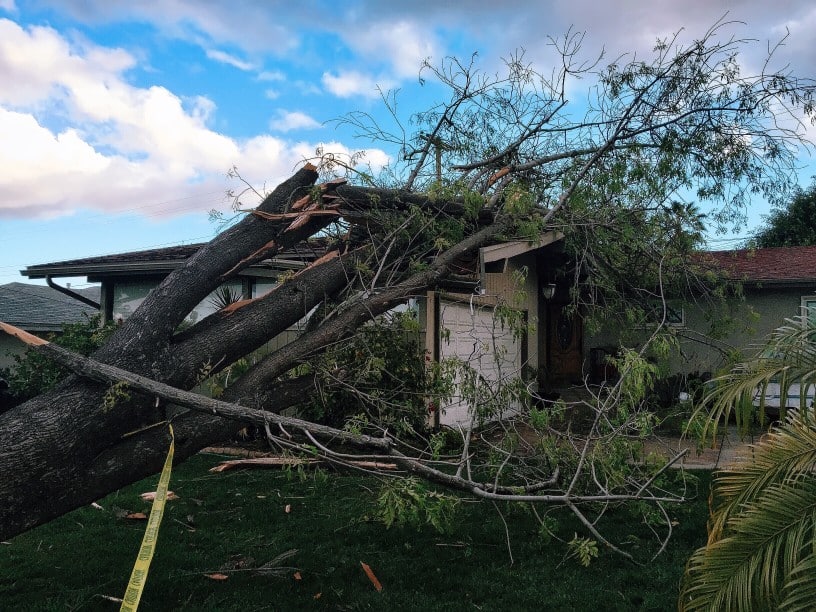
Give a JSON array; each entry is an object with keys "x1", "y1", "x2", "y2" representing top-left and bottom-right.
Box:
[
  {"x1": 702, "y1": 245, "x2": 816, "y2": 283},
  {"x1": 0, "y1": 282, "x2": 100, "y2": 332}
]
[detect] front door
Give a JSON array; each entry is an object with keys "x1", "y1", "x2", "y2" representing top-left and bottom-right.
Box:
[{"x1": 546, "y1": 303, "x2": 583, "y2": 383}]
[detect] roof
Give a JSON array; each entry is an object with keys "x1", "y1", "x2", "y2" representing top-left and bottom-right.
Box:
[
  {"x1": 702, "y1": 245, "x2": 816, "y2": 285},
  {"x1": 0, "y1": 282, "x2": 100, "y2": 332},
  {"x1": 21, "y1": 239, "x2": 332, "y2": 281}
]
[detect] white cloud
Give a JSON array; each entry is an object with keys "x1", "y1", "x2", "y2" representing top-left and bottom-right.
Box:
[
  {"x1": 322, "y1": 70, "x2": 394, "y2": 99},
  {"x1": 0, "y1": 19, "x2": 388, "y2": 220},
  {"x1": 0, "y1": 0, "x2": 15, "y2": 12},
  {"x1": 258, "y1": 69, "x2": 285, "y2": 82},
  {"x1": 269, "y1": 110, "x2": 320, "y2": 133},
  {"x1": 342, "y1": 20, "x2": 438, "y2": 78},
  {"x1": 205, "y1": 49, "x2": 254, "y2": 71}
]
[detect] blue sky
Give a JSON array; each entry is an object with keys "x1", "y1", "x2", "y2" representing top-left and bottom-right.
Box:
[{"x1": 2, "y1": 0, "x2": 816, "y2": 287}]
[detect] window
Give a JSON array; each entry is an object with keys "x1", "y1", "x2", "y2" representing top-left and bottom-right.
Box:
[
  {"x1": 650, "y1": 302, "x2": 684, "y2": 327},
  {"x1": 664, "y1": 304, "x2": 685, "y2": 327},
  {"x1": 801, "y1": 295, "x2": 816, "y2": 327}
]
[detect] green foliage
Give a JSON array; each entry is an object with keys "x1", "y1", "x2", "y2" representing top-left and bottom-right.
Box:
[
  {"x1": 609, "y1": 348, "x2": 661, "y2": 411},
  {"x1": 302, "y1": 311, "x2": 433, "y2": 433},
  {"x1": 197, "y1": 358, "x2": 250, "y2": 399},
  {"x1": 207, "y1": 285, "x2": 243, "y2": 310},
  {"x1": 750, "y1": 182, "x2": 816, "y2": 247},
  {"x1": 376, "y1": 476, "x2": 459, "y2": 533},
  {"x1": 680, "y1": 413, "x2": 816, "y2": 611},
  {"x1": 2, "y1": 315, "x2": 116, "y2": 401},
  {"x1": 567, "y1": 534, "x2": 599, "y2": 567}
]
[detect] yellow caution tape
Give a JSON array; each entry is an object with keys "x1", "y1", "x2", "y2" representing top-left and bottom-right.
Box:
[{"x1": 120, "y1": 424, "x2": 175, "y2": 612}]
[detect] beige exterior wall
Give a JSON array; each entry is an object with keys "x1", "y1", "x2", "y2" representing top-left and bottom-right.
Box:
[
  {"x1": 0, "y1": 335, "x2": 24, "y2": 370},
  {"x1": 481, "y1": 252, "x2": 539, "y2": 378}
]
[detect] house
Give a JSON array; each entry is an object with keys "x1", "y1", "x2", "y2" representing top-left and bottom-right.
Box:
[
  {"x1": 20, "y1": 238, "x2": 815, "y2": 425},
  {"x1": 21, "y1": 241, "x2": 329, "y2": 328},
  {"x1": 19, "y1": 234, "x2": 569, "y2": 426},
  {"x1": 0, "y1": 282, "x2": 100, "y2": 370},
  {"x1": 420, "y1": 243, "x2": 816, "y2": 422}
]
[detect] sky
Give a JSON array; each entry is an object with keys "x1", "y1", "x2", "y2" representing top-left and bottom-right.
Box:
[{"x1": 2, "y1": 0, "x2": 816, "y2": 287}]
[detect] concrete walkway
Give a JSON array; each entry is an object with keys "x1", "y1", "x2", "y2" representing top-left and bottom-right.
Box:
[{"x1": 645, "y1": 425, "x2": 765, "y2": 470}]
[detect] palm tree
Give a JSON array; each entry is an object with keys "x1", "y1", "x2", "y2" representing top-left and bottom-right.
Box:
[{"x1": 679, "y1": 315, "x2": 816, "y2": 611}]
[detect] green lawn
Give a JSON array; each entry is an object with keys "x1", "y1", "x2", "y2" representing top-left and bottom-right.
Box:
[{"x1": 0, "y1": 453, "x2": 711, "y2": 611}]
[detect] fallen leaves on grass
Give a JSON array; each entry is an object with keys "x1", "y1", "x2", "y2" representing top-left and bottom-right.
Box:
[
  {"x1": 360, "y1": 561, "x2": 383, "y2": 592},
  {"x1": 125, "y1": 512, "x2": 147, "y2": 520},
  {"x1": 204, "y1": 573, "x2": 229, "y2": 581}
]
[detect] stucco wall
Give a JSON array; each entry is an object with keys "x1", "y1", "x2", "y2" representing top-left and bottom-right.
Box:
[{"x1": 584, "y1": 286, "x2": 816, "y2": 379}]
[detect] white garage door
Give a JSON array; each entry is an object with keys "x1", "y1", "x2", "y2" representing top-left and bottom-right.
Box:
[{"x1": 438, "y1": 299, "x2": 524, "y2": 427}]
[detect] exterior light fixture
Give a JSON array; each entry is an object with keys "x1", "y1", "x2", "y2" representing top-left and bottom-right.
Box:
[{"x1": 541, "y1": 283, "x2": 556, "y2": 300}]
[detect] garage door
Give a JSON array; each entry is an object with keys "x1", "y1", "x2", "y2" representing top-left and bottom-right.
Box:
[{"x1": 438, "y1": 299, "x2": 524, "y2": 427}]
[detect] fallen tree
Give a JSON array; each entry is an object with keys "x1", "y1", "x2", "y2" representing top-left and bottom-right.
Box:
[{"x1": 1, "y1": 22, "x2": 814, "y2": 552}]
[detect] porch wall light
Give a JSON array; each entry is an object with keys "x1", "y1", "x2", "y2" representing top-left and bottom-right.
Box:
[{"x1": 541, "y1": 283, "x2": 557, "y2": 300}]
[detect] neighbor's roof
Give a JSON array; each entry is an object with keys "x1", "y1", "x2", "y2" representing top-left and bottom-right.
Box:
[
  {"x1": 21, "y1": 239, "x2": 331, "y2": 281},
  {"x1": 703, "y1": 245, "x2": 816, "y2": 285},
  {"x1": 0, "y1": 282, "x2": 100, "y2": 332}
]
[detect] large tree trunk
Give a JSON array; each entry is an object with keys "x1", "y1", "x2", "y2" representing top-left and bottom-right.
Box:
[{"x1": 0, "y1": 167, "x2": 507, "y2": 540}]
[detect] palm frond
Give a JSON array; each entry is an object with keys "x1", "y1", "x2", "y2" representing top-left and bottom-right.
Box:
[
  {"x1": 681, "y1": 316, "x2": 816, "y2": 611},
  {"x1": 780, "y1": 551, "x2": 816, "y2": 610},
  {"x1": 680, "y1": 466, "x2": 816, "y2": 611},
  {"x1": 707, "y1": 414, "x2": 816, "y2": 541}
]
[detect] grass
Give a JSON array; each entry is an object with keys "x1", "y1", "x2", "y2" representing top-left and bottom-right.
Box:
[{"x1": 0, "y1": 453, "x2": 711, "y2": 611}]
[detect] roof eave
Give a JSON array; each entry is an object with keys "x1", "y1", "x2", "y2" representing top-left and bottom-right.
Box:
[{"x1": 22, "y1": 260, "x2": 186, "y2": 279}]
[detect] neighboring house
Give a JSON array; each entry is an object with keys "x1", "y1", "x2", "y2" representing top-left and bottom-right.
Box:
[
  {"x1": 0, "y1": 282, "x2": 100, "y2": 370},
  {"x1": 21, "y1": 242, "x2": 327, "y2": 326},
  {"x1": 673, "y1": 246, "x2": 816, "y2": 376}
]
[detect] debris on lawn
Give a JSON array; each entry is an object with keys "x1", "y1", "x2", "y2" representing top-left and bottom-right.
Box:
[
  {"x1": 90, "y1": 502, "x2": 104, "y2": 510},
  {"x1": 208, "y1": 456, "x2": 398, "y2": 473},
  {"x1": 203, "y1": 550, "x2": 299, "y2": 580},
  {"x1": 140, "y1": 490, "x2": 178, "y2": 501},
  {"x1": 209, "y1": 457, "x2": 317, "y2": 473},
  {"x1": 360, "y1": 561, "x2": 383, "y2": 592},
  {"x1": 125, "y1": 512, "x2": 147, "y2": 520}
]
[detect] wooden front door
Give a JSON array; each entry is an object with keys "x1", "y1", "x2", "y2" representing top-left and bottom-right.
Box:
[{"x1": 547, "y1": 303, "x2": 583, "y2": 383}]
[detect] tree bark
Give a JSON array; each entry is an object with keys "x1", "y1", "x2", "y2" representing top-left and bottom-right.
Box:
[{"x1": 0, "y1": 168, "x2": 505, "y2": 540}]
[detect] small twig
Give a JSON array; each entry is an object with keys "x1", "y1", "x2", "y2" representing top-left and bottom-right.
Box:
[{"x1": 491, "y1": 501, "x2": 514, "y2": 566}]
